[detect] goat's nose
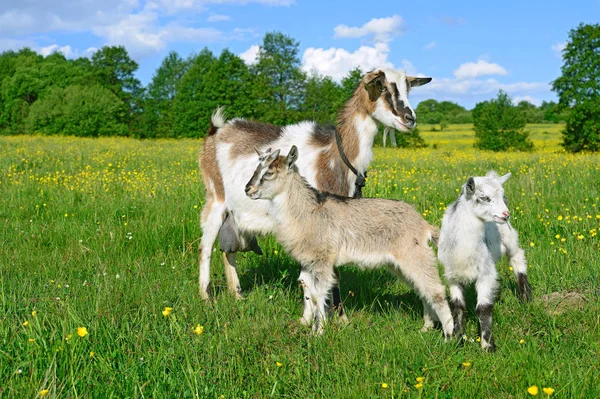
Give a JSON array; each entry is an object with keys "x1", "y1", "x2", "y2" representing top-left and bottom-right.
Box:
[
  {"x1": 404, "y1": 113, "x2": 415, "y2": 125},
  {"x1": 502, "y1": 210, "x2": 510, "y2": 218},
  {"x1": 244, "y1": 185, "x2": 252, "y2": 194}
]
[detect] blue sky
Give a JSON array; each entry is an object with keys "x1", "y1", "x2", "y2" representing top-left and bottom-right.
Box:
[{"x1": 1, "y1": 0, "x2": 598, "y2": 108}]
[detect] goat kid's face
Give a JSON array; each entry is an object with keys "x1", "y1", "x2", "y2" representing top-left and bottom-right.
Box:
[
  {"x1": 364, "y1": 69, "x2": 432, "y2": 132},
  {"x1": 465, "y1": 171, "x2": 512, "y2": 224},
  {"x1": 245, "y1": 146, "x2": 299, "y2": 200}
]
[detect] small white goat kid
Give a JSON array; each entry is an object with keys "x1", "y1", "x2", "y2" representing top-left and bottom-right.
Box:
[
  {"x1": 437, "y1": 171, "x2": 531, "y2": 352},
  {"x1": 245, "y1": 146, "x2": 454, "y2": 337}
]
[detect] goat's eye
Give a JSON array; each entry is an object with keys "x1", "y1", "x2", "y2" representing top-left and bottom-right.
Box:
[
  {"x1": 481, "y1": 196, "x2": 491, "y2": 203},
  {"x1": 263, "y1": 171, "x2": 274, "y2": 179},
  {"x1": 379, "y1": 86, "x2": 387, "y2": 93}
]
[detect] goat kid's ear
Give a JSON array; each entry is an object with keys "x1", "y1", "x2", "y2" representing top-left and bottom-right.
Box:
[
  {"x1": 285, "y1": 145, "x2": 299, "y2": 169},
  {"x1": 407, "y1": 76, "x2": 432, "y2": 87},
  {"x1": 465, "y1": 177, "x2": 476, "y2": 197},
  {"x1": 363, "y1": 70, "x2": 385, "y2": 102},
  {"x1": 266, "y1": 149, "x2": 280, "y2": 163},
  {"x1": 497, "y1": 172, "x2": 512, "y2": 185}
]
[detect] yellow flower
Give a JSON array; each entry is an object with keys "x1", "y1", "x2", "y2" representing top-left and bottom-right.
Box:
[
  {"x1": 162, "y1": 307, "x2": 173, "y2": 317},
  {"x1": 276, "y1": 362, "x2": 283, "y2": 367},
  {"x1": 528, "y1": 385, "x2": 539, "y2": 395},
  {"x1": 381, "y1": 383, "x2": 389, "y2": 389},
  {"x1": 416, "y1": 377, "x2": 425, "y2": 382},
  {"x1": 274, "y1": 250, "x2": 278, "y2": 255},
  {"x1": 77, "y1": 327, "x2": 88, "y2": 337},
  {"x1": 31, "y1": 310, "x2": 37, "y2": 317},
  {"x1": 65, "y1": 334, "x2": 72, "y2": 341},
  {"x1": 557, "y1": 215, "x2": 563, "y2": 221},
  {"x1": 543, "y1": 387, "x2": 555, "y2": 395},
  {"x1": 414, "y1": 383, "x2": 423, "y2": 389},
  {"x1": 40, "y1": 389, "x2": 49, "y2": 396},
  {"x1": 509, "y1": 266, "x2": 513, "y2": 271},
  {"x1": 555, "y1": 234, "x2": 560, "y2": 239},
  {"x1": 462, "y1": 362, "x2": 471, "y2": 367},
  {"x1": 193, "y1": 324, "x2": 204, "y2": 335},
  {"x1": 520, "y1": 339, "x2": 525, "y2": 344},
  {"x1": 90, "y1": 351, "x2": 95, "y2": 358},
  {"x1": 529, "y1": 242, "x2": 535, "y2": 247},
  {"x1": 476, "y1": 337, "x2": 481, "y2": 342},
  {"x1": 28, "y1": 338, "x2": 35, "y2": 343},
  {"x1": 577, "y1": 235, "x2": 584, "y2": 240},
  {"x1": 23, "y1": 321, "x2": 29, "y2": 326}
]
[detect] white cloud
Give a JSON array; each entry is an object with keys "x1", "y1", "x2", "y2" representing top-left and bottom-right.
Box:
[
  {"x1": 552, "y1": 41, "x2": 566, "y2": 57},
  {"x1": 240, "y1": 44, "x2": 260, "y2": 65},
  {"x1": 0, "y1": 37, "x2": 36, "y2": 52},
  {"x1": 334, "y1": 15, "x2": 404, "y2": 43},
  {"x1": 39, "y1": 44, "x2": 74, "y2": 57},
  {"x1": 207, "y1": 13, "x2": 231, "y2": 22},
  {"x1": 453, "y1": 60, "x2": 507, "y2": 79},
  {"x1": 302, "y1": 43, "x2": 394, "y2": 81},
  {"x1": 423, "y1": 41, "x2": 436, "y2": 50},
  {"x1": 513, "y1": 95, "x2": 542, "y2": 106}
]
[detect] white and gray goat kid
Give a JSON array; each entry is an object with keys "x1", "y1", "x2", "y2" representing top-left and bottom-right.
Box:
[
  {"x1": 437, "y1": 171, "x2": 531, "y2": 352},
  {"x1": 245, "y1": 146, "x2": 454, "y2": 338}
]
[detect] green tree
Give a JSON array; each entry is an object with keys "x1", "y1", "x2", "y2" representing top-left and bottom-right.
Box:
[
  {"x1": 301, "y1": 73, "x2": 342, "y2": 124},
  {"x1": 26, "y1": 84, "x2": 128, "y2": 137},
  {"x1": 551, "y1": 23, "x2": 600, "y2": 152},
  {"x1": 251, "y1": 31, "x2": 306, "y2": 125},
  {"x1": 472, "y1": 90, "x2": 533, "y2": 151},
  {"x1": 144, "y1": 51, "x2": 190, "y2": 138}
]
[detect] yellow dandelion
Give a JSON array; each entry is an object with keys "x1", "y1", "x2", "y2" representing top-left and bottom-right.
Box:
[
  {"x1": 31, "y1": 310, "x2": 37, "y2": 317},
  {"x1": 476, "y1": 337, "x2": 481, "y2": 342},
  {"x1": 381, "y1": 383, "x2": 389, "y2": 389},
  {"x1": 509, "y1": 266, "x2": 513, "y2": 271},
  {"x1": 90, "y1": 351, "x2": 95, "y2": 358},
  {"x1": 520, "y1": 339, "x2": 525, "y2": 344},
  {"x1": 577, "y1": 235, "x2": 584, "y2": 240},
  {"x1": 555, "y1": 234, "x2": 560, "y2": 239},
  {"x1": 416, "y1": 377, "x2": 425, "y2": 382},
  {"x1": 40, "y1": 389, "x2": 49, "y2": 396},
  {"x1": 274, "y1": 250, "x2": 278, "y2": 255},
  {"x1": 276, "y1": 362, "x2": 283, "y2": 367},
  {"x1": 162, "y1": 307, "x2": 173, "y2": 317},
  {"x1": 414, "y1": 383, "x2": 423, "y2": 389},
  {"x1": 76, "y1": 327, "x2": 88, "y2": 337},
  {"x1": 193, "y1": 324, "x2": 204, "y2": 335},
  {"x1": 23, "y1": 321, "x2": 29, "y2": 326},
  {"x1": 28, "y1": 338, "x2": 35, "y2": 343},
  {"x1": 561, "y1": 238, "x2": 566, "y2": 242},
  {"x1": 557, "y1": 215, "x2": 563, "y2": 221},
  {"x1": 543, "y1": 387, "x2": 555, "y2": 395},
  {"x1": 529, "y1": 242, "x2": 535, "y2": 247},
  {"x1": 462, "y1": 362, "x2": 471, "y2": 367},
  {"x1": 65, "y1": 334, "x2": 72, "y2": 341},
  {"x1": 528, "y1": 385, "x2": 539, "y2": 395}
]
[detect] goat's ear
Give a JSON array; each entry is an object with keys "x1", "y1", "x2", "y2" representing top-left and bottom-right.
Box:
[
  {"x1": 266, "y1": 149, "x2": 280, "y2": 163},
  {"x1": 286, "y1": 145, "x2": 298, "y2": 168},
  {"x1": 407, "y1": 76, "x2": 432, "y2": 87},
  {"x1": 497, "y1": 172, "x2": 511, "y2": 185},
  {"x1": 465, "y1": 177, "x2": 476, "y2": 197},
  {"x1": 363, "y1": 70, "x2": 385, "y2": 101}
]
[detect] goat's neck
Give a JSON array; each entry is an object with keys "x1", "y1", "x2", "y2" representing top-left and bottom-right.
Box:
[
  {"x1": 337, "y1": 88, "x2": 379, "y2": 173},
  {"x1": 271, "y1": 174, "x2": 318, "y2": 228},
  {"x1": 455, "y1": 200, "x2": 487, "y2": 237}
]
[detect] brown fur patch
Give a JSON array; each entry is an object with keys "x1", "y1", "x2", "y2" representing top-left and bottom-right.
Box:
[
  {"x1": 200, "y1": 135, "x2": 225, "y2": 202},
  {"x1": 220, "y1": 120, "x2": 283, "y2": 159},
  {"x1": 207, "y1": 122, "x2": 218, "y2": 137}
]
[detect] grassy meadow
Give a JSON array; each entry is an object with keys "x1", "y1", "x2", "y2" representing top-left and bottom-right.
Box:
[{"x1": 1, "y1": 124, "x2": 599, "y2": 398}]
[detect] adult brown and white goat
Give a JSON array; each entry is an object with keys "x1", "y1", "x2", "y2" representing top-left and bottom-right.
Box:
[
  {"x1": 245, "y1": 146, "x2": 453, "y2": 336},
  {"x1": 199, "y1": 69, "x2": 432, "y2": 304}
]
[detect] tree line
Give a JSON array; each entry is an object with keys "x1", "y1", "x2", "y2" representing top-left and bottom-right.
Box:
[{"x1": 1, "y1": 25, "x2": 598, "y2": 152}]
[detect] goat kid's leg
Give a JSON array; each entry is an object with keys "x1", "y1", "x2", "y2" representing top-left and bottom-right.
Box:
[
  {"x1": 199, "y1": 200, "x2": 226, "y2": 300},
  {"x1": 421, "y1": 300, "x2": 438, "y2": 332},
  {"x1": 298, "y1": 270, "x2": 316, "y2": 326},
  {"x1": 223, "y1": 252, "x2": 243, "y2": 299},
  {"x1": 500, "y1": 223, "x2": 532, "y2": 302},
  {"x1": 312, "y1": 268, "x2": 336, "y2": 334},
  {"x1": 475, "y1": 275, "x2": 499, "y2": 352},
  {"x1": 331, "y1": 269, "x2": 347, "y2": 323},
  {"x1": 449, "y1": 283, "x2": 466, "y2": 339}
]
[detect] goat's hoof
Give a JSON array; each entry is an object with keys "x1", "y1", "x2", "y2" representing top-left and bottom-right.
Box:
[
  {"x1": 481, "y1": 341, "x2": 496, "y2": 353},
  {"x1": 298, "y1": 317, "x2": 312, "y2": 327},
  {"x1": 199, "y1": 287, "x2": 211, "y2": 301},
  {"x1": 234, "y1": 291, "x2": 245, "y2": 301},
  {"x1": 337, "y1": 314, "x2": 349, "y2": 325}
]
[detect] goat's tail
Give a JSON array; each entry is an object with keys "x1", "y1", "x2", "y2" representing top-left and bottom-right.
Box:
[
  {"x1": 428, "y1": 225, "x2": 440, "y2": 246},
  {"x1": 207, "y1": 106, "x2": 227, "y2": 136}
]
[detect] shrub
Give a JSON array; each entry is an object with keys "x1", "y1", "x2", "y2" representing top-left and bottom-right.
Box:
[
  {"x1": 561, "y1": 100, "x2": 600, "y2": 152},
  {"x1": 472, "y1": 91, "x2": 533, "y2": 151}
]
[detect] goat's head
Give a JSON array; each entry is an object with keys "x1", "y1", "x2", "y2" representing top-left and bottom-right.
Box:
[
  {"x1": 363, "y1": 69, "x2": 431, "y2": 131},
  {"x1": 464, "y1": 171, "x2": 512, "y2": 224},
  {"x1": 245, "y1": 146, "x2": 299, "y2": 200}
]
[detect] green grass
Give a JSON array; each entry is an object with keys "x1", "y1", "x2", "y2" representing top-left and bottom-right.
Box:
[{"x1": 1, "y1": 125, "x2": 599, "y2": 398}]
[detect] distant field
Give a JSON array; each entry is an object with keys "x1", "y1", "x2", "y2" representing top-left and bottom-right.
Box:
[
  {"x1": 419, "y1": 123, "x2": 565, "y2": 151},
  {"x1": 1, "y1": 126, "x2": 599, "y2": 398}
]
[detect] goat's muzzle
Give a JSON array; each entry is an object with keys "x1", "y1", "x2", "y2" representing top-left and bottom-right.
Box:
[{"x1": 245, "y1": 184, "x2": 259, "y2": 199}]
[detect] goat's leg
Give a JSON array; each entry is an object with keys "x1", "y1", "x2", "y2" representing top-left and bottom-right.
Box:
[
  {"x1": 475, "y1": 274, "x2": 499, "y2": 352},
  {"x1": 331, "y1": 269, "x2": 347, "y2": 322},
  {"x1": 449, "y1": 283, "x2": 466, "y2": 339},
  {"x1": 298, "y1": 269, "x2": 316, "y2": 326},
  {"x1": 312, "y1": 268, "x2": 336, "y2": 334},
  {"x1": 223, "y1": 252, "x2": 243, "y2": 299},
  {"x1": 199, "y1": 199, "x2": 226, "y2": 300},
  {"x1": 421, "y1": 300, "x2": 438, "y2": 332},
  {"x1": 501, "y1": 223, "x2": 531, "y2": 301}
]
